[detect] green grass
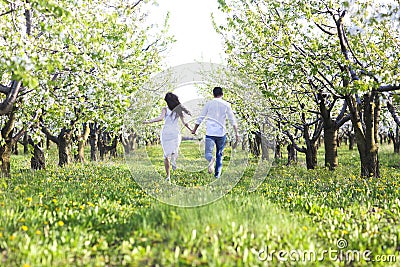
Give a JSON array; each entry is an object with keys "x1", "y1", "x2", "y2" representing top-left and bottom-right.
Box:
[{"x1": 0, "y1": 143, "x2": 399, "y2": 266}]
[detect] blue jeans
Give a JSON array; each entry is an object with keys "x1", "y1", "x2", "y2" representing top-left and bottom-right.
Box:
[{"x1": 205, "y1": 135, "x2": 226, "y2": 178}]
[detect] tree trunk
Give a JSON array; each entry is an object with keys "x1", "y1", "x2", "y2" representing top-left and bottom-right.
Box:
[
  {"x1": 343, "y1": 135, "x2": 348, "y2": 145},
  {"x1": 242, "y1": 133, "x2": 248, "y2": 151},
  {"x1": 77, "y1": 140, "x2": 85, "y2": 162},
  {"x1": 0, "y1": 142, "x2": 12, "y2": 177},
  {"x1": 348, "y1": 132, "x2": 355, "y2": 150},
  {"x1": 357, "y1": 136, "x2": 380, "y2": 177},
  {"x1": 12, "y1": 141, "x2": 18, "y2": 155},
  {"x1": 58, "y1": 129, "x2": 72, "y2": 167},
  {"x1": 23, "y1": 132, "x2": 29, "y2": 154},
  {"x1": 121, "y1": 135, "x2": 132, "y2": 155},
  {"x1": 305, "y1": 142, "x2": 318, "y2": 169},
  {"x1": 318, "y1": 92, "x2": 341, "y2": 170},
  {"x1": 260, "y1": 133, "x2": 269, "y2": 160},
  {"x1": 274, "y1": 143, "x2": 281, "y2": 159},
  {"x1": 31, "y1": 145, "x2": 45, "y2": 170},
  {"x1": 248, "y1": 132, "x2": 260, "y2": 157},
  {"x1": 29, "y1": 138, "x2": 45, "y2": 170},
  {"x1": 284, "y1": 119, "x2": 321, "y2": 170},
  {"x1": 303, "y1": 122, "x2": 319, "y2": 170},
  {"x1": 393, "y1": 126, "x2": 400, "y2": 154},
  {"x1": 348, "y1": 94, "x2": 380, "y2": 178},
  {"x1": 76, "y1": 123, "x2": 90, "y2": 163},
  {"x1": 287, "y1": 144, "x2": 297, "y2": 165},
  {"x1": 98, "y1": 130, "x2": 106, "y2": 160},
  {"x1": 109, "y1": 136, "x2": 118, "y2": 158},
  {"x1": 0, "y1": 112, "x2": 25, "y2": 177},
  {"x1": 324, "y1": 121, "x2": 338, "y2": 170},
  {"x1": 46, "y1": 136, "x2": 50, "y2": 150},
  {"x1": 89, "y1": 123, "x2": 98, "y2": 161}
]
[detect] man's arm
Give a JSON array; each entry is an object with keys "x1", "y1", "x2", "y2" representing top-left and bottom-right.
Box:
[
  {"x1": 233, "y1": 124, "x2": 239, "y2": 139},
  {"x1": 227, "y1": 105, "x2": 239, "y2": 140},
  {"x1": 192, "y1": 102, "x2": 208, "y2": 134}
]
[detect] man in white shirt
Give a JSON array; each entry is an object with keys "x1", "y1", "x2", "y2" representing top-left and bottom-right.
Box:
[{"x1": 192, "y1": 87, "x2": 239, "y2": 178}]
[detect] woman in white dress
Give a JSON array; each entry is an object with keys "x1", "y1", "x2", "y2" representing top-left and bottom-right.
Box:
[{"x1": 143, "y1": 92, "x2": 192, "y2": 182}]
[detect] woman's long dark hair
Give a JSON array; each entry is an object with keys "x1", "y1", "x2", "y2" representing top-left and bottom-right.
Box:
[{"x1": 164, "y1": 92, "x2": 191, "y2": 117}]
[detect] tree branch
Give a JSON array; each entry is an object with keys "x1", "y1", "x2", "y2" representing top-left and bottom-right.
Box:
[
  {"x1": 0, "y1": 80, "x2": 22, "y2": 115},
  {"x1": 132, "y1": 0, "x2": 144, "y2": 10},
  {"x1": 0, "y1": 84, "x2": 11, "y2": 94},
  {"x1": 335, "y1": 113, "x2": 351, "y2": 129},
  {"x1": 387, "y1": 97, "x2": 400, "y2": 126},
  {"x1": 314, "y1": 21, "x2": 335, "y2": 35},
  {"x1": 335, "y1": 100, "x2": 347, "y2": 123},
  {"x1": 0, "y1": 8, "x2": 15, "y2": 17},
  {"x1": 41, "y1": 124, "x2": 59, "y2": 145},
  {"x1": 1, "y1": 112, "x2": 16, "y2": 138},
  {"x1": 311, "y1": 120, "x2": 323, "y2": 142},
  {"x1": 376, "y1": 84, "x2": 400, "y2": 92},
  {"x1": 283, "y1": 130, "x2": 306, "y2": 153}
]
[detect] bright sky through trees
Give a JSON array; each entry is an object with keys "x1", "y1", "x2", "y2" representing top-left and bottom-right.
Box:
[
  {"x1": 147, "y1": 0, "x2": 226, "y2": 67},
  {"x1": 146, "y1": 0, "x2": 227, "y2": 101}
]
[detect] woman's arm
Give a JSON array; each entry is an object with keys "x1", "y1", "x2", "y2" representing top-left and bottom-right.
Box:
[
  {"x1": 143, "y1": 108, "x2": 167, "y2": 124},
  {"x1": 180, "y1": 115, "x2": 192, "y2": 132}
]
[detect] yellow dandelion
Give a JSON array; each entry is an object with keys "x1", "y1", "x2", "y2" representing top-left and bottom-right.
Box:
[
  {"x1": 26, "y1": 197, "x2": 32, "y2": 202},
  {"x1": 303, "y1": 226, "x2": 308, "y2": 231},
  {"x1": 58, "y1": 221, "x2": 64, "y2": 227},
  {"x1": 35, "y1": 230, "x2": 41, "y2": 235},
  {"x1": 9, "y1": 235, "x2": 15, "y2": 241},
  {"x1": 23, "y1": 264, "x2": 31, "y2": 267},
  {"x1": 0, "y1": 232, "x2": 3, "y2": 238},
  {"x1": 21, "y1": 225, "x2": 28, "y2": 232}
]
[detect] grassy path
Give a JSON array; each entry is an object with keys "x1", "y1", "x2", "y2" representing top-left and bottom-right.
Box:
[{"x1": 0, "y1": 143, "x2": 399, "y2": 266}]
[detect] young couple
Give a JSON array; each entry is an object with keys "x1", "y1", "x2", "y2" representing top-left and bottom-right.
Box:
[{"x1": 143, "y1": 87, "x2": 239, "y2": 182}]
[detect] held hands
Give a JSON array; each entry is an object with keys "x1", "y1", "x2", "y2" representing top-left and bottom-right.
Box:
[{"x1": 191, "y1": 124, "x2": 199, "y2": 135}]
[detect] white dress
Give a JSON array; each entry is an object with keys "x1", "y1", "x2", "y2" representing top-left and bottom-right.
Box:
[{"x1": 160, "y1": 108, "x2": 181, "y2": 158}]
